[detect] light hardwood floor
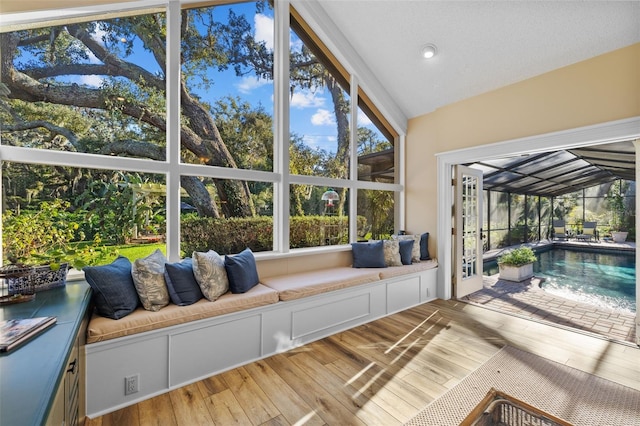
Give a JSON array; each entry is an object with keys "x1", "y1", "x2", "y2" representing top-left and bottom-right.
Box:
[{"x1": 85, "y1": 299, "x2": 640, "y2": 425}]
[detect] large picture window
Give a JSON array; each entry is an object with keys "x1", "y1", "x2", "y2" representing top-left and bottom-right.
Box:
[{"x1": 0, "y1": 1, "x2": 402, "y2": 266}]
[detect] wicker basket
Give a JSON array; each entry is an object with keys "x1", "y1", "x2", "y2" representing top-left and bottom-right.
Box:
[
  {"x1": 462, "y1": 388, "x2": 573, "y2": 426},
  {"x1": 3, "y1": 263, "x2": 68, "y2": 294}
]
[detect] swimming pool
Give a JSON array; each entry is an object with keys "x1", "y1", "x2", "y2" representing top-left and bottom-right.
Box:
[{"x1": 484, "y1": 248, "x2": 636, "y2": 314}]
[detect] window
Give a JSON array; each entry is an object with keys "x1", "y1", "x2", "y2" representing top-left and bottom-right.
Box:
[
  {"x1": 289, "y1": 12, "x2": 350, "y2": 180},
  {"x1": 357, "y1": 189, "x2": 395, "y2": 240},
  {"x1": 1, "y1": 163, "x2": 165, "y2": 266},
  {"x1": 180, "y1": 2, "x2": 274, "y2": 172},
  {"x1": 289, "y1": 185, "x2": 349, "y2": 248},
  {"x1": 1, "y1": 12, "x2": 167, "y2": 158},
  {"x1": 357, "y1": 90, "x2": 397, "y2": 184},
  {"x1": 0, "y1": 1, "x2": 402, "y2": 265},
  {"x1": 181, "y1": 177, "x2": 273, "y2": 254}
]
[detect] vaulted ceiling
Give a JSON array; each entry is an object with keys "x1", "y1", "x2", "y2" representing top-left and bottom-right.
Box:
[
  {"x1": 313, "y1": 1, "x2": 639, "y2": 192},
  {"x1": 315, "y1": 1, "x2": 640, "y2": 120}
]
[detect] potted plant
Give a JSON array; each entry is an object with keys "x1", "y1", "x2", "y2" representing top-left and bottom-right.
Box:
[
  {"x1": 497, "y1": 247, "x2": 537, "y2": 282},
  {"x1": 606, "y1": 181, "x2": 628, "y2": 243}
]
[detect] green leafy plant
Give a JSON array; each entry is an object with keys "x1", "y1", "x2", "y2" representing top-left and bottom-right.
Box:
[
  {"x1": 606, "y1": 181, "x2": 626, "y2": 232},
  {"x1": 3, "y1": 199, "x2": 116, "y2": 270},
  {"x1": 497, "y1": 247, "x2": 537, "y2": 267}
]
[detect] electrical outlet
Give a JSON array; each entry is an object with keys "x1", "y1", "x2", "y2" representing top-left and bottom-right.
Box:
[{"x1": 124, "y1": 374, "x2": 139, "y2": 395}]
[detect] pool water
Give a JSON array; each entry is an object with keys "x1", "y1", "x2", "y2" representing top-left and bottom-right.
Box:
[{"x1": 485, "y1": 249, "x2": 636, "y2": 314}]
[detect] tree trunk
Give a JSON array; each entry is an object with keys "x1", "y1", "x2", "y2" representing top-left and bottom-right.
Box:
[{"x1": 326, "y1": 75, "x2": 350, "y2": 215}]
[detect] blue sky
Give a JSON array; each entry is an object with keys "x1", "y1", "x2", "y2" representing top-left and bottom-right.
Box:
[{"x1": 52, "y1": 2, "x2": 379, "y2": 155}]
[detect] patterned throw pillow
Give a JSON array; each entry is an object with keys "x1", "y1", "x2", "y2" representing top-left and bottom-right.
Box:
[
  {"x1": 382, "y1": 240, "x2": 402, "y2": 266},
  {"x1": 192, "y1": 250, "x2": 229, "y2": 301},
  {"x1": 131, "y1": 249, "x2": 170, "y2": 312}
]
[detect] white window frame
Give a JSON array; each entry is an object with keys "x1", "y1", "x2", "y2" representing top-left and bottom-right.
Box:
[{"x1": 0, "y1": 0, "x2": 404, "y2": 264}]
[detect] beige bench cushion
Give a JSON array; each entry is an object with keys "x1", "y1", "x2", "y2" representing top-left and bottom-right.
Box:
[
  {"x1": 378, "y1": 259, "x2": 438, "y2": 280},
  {"x1": 261, "y1": 267, "x2": 381, "y2": 301},
  {"x1": 87, "y1": 283, "x2": 279, "y2": 343}
]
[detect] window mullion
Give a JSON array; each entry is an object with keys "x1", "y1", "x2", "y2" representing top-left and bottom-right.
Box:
[
  {"x1": 166, "y1": 0, "x2": 181, "y2": 262},
  {"x1": 274, "y1": 0, "x2": 291, "y2": 253},
  {"x1": 349, "y1": 75, "x2": 358, "y2": 243}
]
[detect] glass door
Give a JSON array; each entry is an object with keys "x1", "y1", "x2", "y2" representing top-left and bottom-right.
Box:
[{"x1": 455, "y1": 165, "x2": 484, "y2": 298}]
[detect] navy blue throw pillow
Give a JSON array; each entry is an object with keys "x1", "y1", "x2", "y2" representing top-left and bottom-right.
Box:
[
  {"x1": 399, "y1": 239, "x2": 415, "y2": 265},
  {"x1": 83, "y1": 256, "x2": 139, "y2": 320},
  {"x1": 351, "y1": 240, "x2": 386, "y2": 268},
  {"x1": 164, "y1": 258, "x2": 203, "y2": 306},
  {"x1": 224, "y1": 248, "x2": 260, "y2": 293},
  {"x1": 420, "y1": 232, "x2": 430, "y2": 260}
]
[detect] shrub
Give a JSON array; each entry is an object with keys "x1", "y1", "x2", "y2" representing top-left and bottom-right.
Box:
[
  {"x1": 181, "y1": 215, "x2": 366, "y2": 255},
  {"x1": 181, "y1": 216, "x2": 273, "y2": 255},
  {"x1": 497, "y1": 247, "x2": 537, "y2": 267},
  {"x1": 3, "y1": 199, "x2": 115, "y2": 269}
]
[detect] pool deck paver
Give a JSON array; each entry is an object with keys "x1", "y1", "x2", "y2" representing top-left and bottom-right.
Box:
[{"x1": 462, "y1": 274, "x2": 637, "y2": 345}]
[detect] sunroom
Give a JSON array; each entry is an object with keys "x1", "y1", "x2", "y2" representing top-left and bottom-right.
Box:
[{"x1": 1, "y1": 1, "x2": 639, "y2": 425}]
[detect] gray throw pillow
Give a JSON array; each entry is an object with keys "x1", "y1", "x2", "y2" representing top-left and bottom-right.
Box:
[
  {"x1": 382, "y1": 240, "x2": 402, "y2": 266},
  {"x1": 192, "y1": 250, "x2": 229, "y2": 301},
  {"x1": 131, "y1": 249, "x2": 170, "y2": 312}
]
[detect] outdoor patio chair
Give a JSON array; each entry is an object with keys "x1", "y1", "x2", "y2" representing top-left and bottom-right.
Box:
[
  {"x1": 576, "y1": 221, "x2": 597, "y2": 241},
  {"x1": 552, "y1": 220, "x2": 567, "y2": 240}
]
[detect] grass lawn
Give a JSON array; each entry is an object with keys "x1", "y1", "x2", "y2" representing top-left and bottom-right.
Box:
[{"x1": 113, "y1": 243, "x2": 166, "y2": 262}]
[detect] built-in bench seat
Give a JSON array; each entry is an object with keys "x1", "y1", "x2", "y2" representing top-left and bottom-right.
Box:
[
  {"x1": 378, "y1": 259, "x2": 438, "y2": 280},
  {"x1": 260, "y1": 266, "x2": 381, "y2": 301},
  {"x1": 87, "y1": 283, "x2": 279, "y2": 344},
  {"x1": 85, "y1": 259, "x2": 439, "y2": 418}
]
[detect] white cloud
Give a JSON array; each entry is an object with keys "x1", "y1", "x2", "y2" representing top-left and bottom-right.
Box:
[
  {"x1": 357, "y1": 109, "x2": 372, "y2": 126},
  {"x1": 79, "y1": 75, "x2": 104, "y2": 88},
  {"x1": 303, "y1": 134, "x2": 322, "y2": 149},
  {"x1": 311, "y1": 109, "x2": 335, "y2": 126},
  {"x1": 254, "y1": 14, "x2": 273, "y2": 51},
  {"x1": 290, "y1": 38, "x2": 303, "y2": 53},
  {"x1": 290, "y1": 89, "x2": 325, "y2": 109},
  {"x1": 87, "y1": 28, "x2": 107, "y2": 64},
  {"x1": 236, "y1": 75, "x2": 271, "y2": 94}
]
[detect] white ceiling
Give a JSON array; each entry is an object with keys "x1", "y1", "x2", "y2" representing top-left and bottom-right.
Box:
[{"x1": 315, "y1": 1, "x2": 640, "y2": 120}]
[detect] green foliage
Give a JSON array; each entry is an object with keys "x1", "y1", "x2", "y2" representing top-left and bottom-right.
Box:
[
  {"x1": 181, "y1": 215, "x2": 364, "y2": 255},
  {"x1": 211, "y1": 96, "x2": 273, "y2": 171},
  {"x1": 2, "y1": 199, "x2": 116, "y2": 269},
  {"x1": 74, "y1": 172, "x2": 165, "y2": 244},
  {"x1": 289, "y1": 216, "x2": 349, "y2": 248},
  {"x1": 606, "y1": 180, "x2": 627, "y2": 232},
  {"x1": 359, "y1": 190, "x2": 394, "y2": 240},
  {"x1": 497, "y1": 247, "x2": 537, "y2": 267},
  {"x1": 181, "y1": 216, "x2": 273, "y2": 255}
]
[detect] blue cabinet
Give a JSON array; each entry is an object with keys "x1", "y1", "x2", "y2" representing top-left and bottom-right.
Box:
[{"x1": 0, "y1": 281, "x2": 91, "y2": 426}]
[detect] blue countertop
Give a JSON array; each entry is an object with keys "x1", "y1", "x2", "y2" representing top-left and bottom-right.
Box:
[{"x1": 0, "y1": 281, "x2": 92, "y2": 426}]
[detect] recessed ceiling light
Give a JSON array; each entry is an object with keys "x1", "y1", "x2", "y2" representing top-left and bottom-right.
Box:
[{"x1": 421, "y1": 44, "x2": 437, "y2": 59}]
